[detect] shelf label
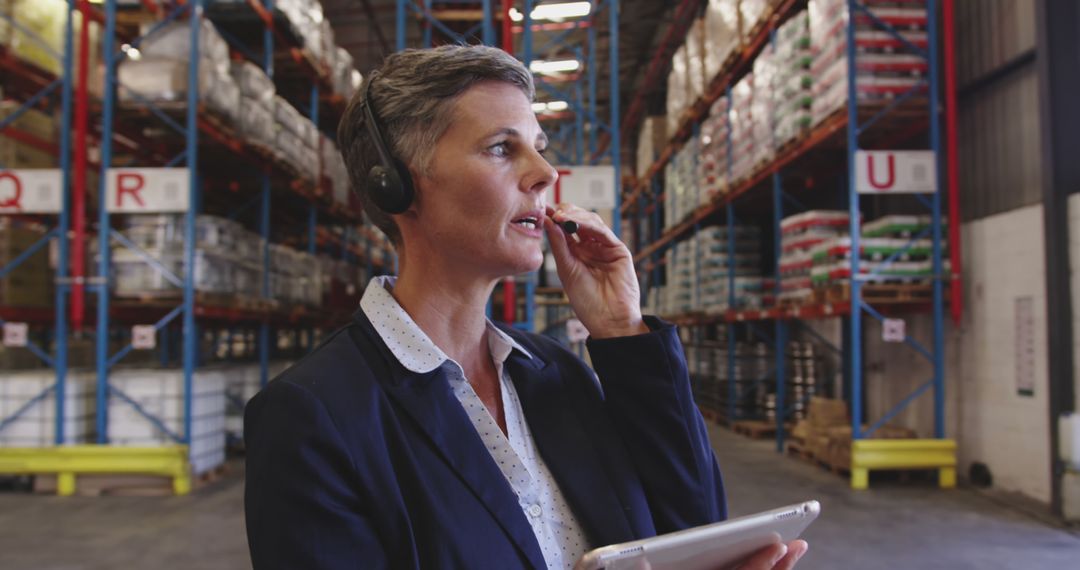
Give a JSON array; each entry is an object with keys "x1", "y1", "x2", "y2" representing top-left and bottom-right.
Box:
[
  {"x1": 882, "y1": 318, "x2": 906, "y2": 343},
  {"x1": 131, "y1": 325, "x2": 157, "y2": 350},
  {"x1": 106, "y1": 168, "x2": 190, "y2": 213},
  {"x1": 547, "y1": 165, "x2": 616, "y2": 209},
  {"x1": 855, "y1": 151, "x2": 937, "y2": 194},
  {"x1": 0, "y1": 169, "x2": 63, "y2": 214},
  {"x1": 2, "y1": 322, "x2": 28, "y2": 347}
]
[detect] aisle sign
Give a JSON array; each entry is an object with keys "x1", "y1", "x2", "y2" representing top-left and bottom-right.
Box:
[
  {"x1": 106, "y1": 168, "x2": 190, "y2": 213},
  {"x1": 547, "y1": 165, "x2": 616, "y2": 209},
  {"x1": 882, "y1": 318, "x2": 906, "y2": 343},
  {"x1": 2, "y1": 322, "x2": 29, "y2": 347},
  {"x1": 855, "y1": 151, "x2": 937, "y2": 194},
  {"x1": 0, "y1": 169, "x2": 63, "y2": 214}
]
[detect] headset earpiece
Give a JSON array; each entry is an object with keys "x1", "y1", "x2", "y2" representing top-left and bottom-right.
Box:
[{"x1": 359, "y1": 76, "x2": 414, "y2": 214}]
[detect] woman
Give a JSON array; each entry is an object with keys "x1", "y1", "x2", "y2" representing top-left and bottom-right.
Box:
[{"x1": 244, "y1": 45, "x2": 808, "y2": 570}]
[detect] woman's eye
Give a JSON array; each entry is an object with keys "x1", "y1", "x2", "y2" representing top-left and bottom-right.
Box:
[
  {"x1": 537, "y1": 147, "x2": 548, "y2": 157},
  {"x1": 489, "y1": 142, "x2": 510, "y2": 157}
]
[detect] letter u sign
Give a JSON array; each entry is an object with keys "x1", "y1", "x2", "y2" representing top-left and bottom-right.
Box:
[{"x1": 854, "y1": 150, "x2": 937, "y2": 195}]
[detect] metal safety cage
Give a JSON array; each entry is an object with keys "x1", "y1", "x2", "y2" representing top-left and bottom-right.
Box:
[{"x1": 0, "y1": 0, "x2": 76, "y2": 445}]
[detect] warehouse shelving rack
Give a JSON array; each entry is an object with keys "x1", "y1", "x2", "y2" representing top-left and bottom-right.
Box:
[
  {"x1": 0, "y1": 0, "x2": 76, "y2": 445},
  {"x1": 0, "y1": 0, "x2": 390, "y2": 495},
  {"x1": 392, "y1": 1, "x2": 620, "y2": 337},
  {"x1": 623, "y1": 0, "x2": 958, "y2": 489}
]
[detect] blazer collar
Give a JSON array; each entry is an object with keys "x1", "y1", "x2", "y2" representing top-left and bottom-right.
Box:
[{"x1": 351, "y1": 309, "x2": 548, "y2": 570}]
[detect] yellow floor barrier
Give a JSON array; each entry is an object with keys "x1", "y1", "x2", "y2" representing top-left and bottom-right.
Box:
[
  {"x1": 0, "y1": 445, "x2": 192, "y2": 496},
  {"x1": 851, "y1": 438, "x2": 957, "y2": 490}
]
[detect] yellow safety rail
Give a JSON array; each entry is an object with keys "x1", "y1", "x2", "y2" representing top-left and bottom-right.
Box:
[
  {"x1": 851, "y1": 439, "x2": 957, "y2": 490},
  {"x1": 0, "y1": 445, "x2": 191, "y2": 496}
]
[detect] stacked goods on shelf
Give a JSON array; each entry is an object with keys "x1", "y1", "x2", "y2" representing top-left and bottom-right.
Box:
[
  {"x1": 0, "y1": 370, "x2": 95, "y2": 446},
  {"x1": 728, "y1": 75, "x2": 755, "y2": 184},
  {"x1": 330, "y1": 46, "x2": 362, "y2": 101},
  {"x1": 750, "y1": 44, "x2": 776, "y2": 169},
  {"x1": 270, "y1": 243, "x2": 323, "y2": 307},
  {"x1": 740, "y1": 0, "x2": 771, "y2": 36},
  {"x1": 273, "y1": 94, "x2": 319, "y2": 181},
  {"x1": 779, "y1": 210, "x2": 850, "y2": 305},
  {"x1": 764, "y1": 342, "x2": 824, "y2": 422},
  {"x1": 663, "y1": 240, "x2": 696, "y2": 315},
  {"x1": 321, "y1": 133, "x2": 352, "y2": 207},
  {"x1": 107, "y1": 367, "x2": 227, "y2": 475},
  {"x1": 110, "y1": 214, "x2": 264, "y2": 298},
  {"x1": 224, "y1": 361, "x2": 292, "y2": 443},
  {"x1": 665, "y1": 44, "x2": 690, "y2": 137},
  {"x1": 684, "y1": 18, "x2": 707, "y2": 105},
  {"x1": 702, "y1": 0, "x2": 742, "y2": 83},
  {"x1": 662, "y1": 135, "x2": 700, "y2": 230},
  {"x1": 791, "y1": 397, "x2": 916, "y2": 468},
  {"x1": 0, "y1": 222, "x2": 54, "y2": 308},
  {"x1": 0, "y1": 99, "x2": 57, "y2": 168},
  {"x1": 0, "y1": 0, "x2": 99, "y2": 76},
  {"x1": 810, "y1": 214, "x2": 944, "y2": 288},
  {"x1": 635, "y1": 116, "x2": 668, "y2": 179},
  {"x1": 773, "y1": 10, "x2": 814, "y2": 146},
  {"x1": 808, "y1": 0, "x2": 929, "y2": 126},
  {"x1": 118, "y1": 20, "x2": 241, "y2": 125},
  {"x1": 696, "y1": 225, "x2": 768, "y2": 312},
  {"x1": 699, "y1": 95, "x2": 731, "y2": 198},
  {"x1": 231, "y1": 60, "x2": 278, "y2": 152}
]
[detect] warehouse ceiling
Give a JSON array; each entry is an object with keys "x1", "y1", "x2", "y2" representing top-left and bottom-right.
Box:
[{"x1": 321, "y1": 0, "x2": 680, "y2": 158}]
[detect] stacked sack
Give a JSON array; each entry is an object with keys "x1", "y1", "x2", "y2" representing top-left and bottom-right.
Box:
[
  {"x1": 269, "y1": 243, "x2": 323, "y2": 307},
  {"x1": 779, "y1": 210, "x2": 851, "y2": 305},
  {"x1": 728, "y1": 75, "x2": 755, "y2": 184},
  {"x1": 230, "y1": 60, "x2": 277, "y2": 152},
  {"x1": 699, "y1": 95, "x2": 731, "y2": 198},
  {"x1": 663, "y1": 135, "x2": 701, "y2": 230},
  {"x1": 809, "y1": 0, "x2": 930, "y2": 126},
  {"x1": 272, "y1": 95, "x2": 319, "y2": 183},
  {"x1": 695, "y1": 225, "x2": 769, "y2": 312},
  {"x1": 809, "y1": 214, "x2": 945, "y2": 289},
  {"x1": 773, "y1": 10, "x2": 814, "y2": 146},
  {"x1": 750, "y1": 44, "x2": 776, "y2": 169},
  {"x1": 702, "y1": 0, "x2": 742, "y2": 82},
  {"x1": 118, "y1": 20, "x2": 240, "y2": 125}
]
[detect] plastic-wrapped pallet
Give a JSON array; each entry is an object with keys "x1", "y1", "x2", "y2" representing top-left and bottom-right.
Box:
[
  {"x1": 728, "y1": 75, "x2": 755, "y2": 184},
  {"x1": 779, "y1": 210, "x2": 851, "y2": 304},
  {"x1": 808, "y1": 0, "x2": 929, "y2": 126},
  {"x1": 636, "y1": 116, "x2": 667, "y2": 180},
  {"x1": 0, "y1": 370, "x2": 95, "y2": 446},
  {"x1": 694, "y1": 225, "x2": 766, "y2": 311},
  {"x1": 699, "y1": 96, "x2": 731, "y2": 197},
  {"x1": 773, "y1": 10, "x2": 813, "y2": 146},
  {"x1": 663, "y1": 136, "x2": 700, "y2": 229},
  {"x1": 224, "y1": 361, "x2": 292, "y2": 442},
  {"x1": 702, "y1": 0, "x2": 742, "y2": 82},
  {"x1": 685, "y1": 18, "x2": 707, "y2": 103},
  {"x1": 117, "y1": 59, "x2": 241, "y2": 124},
  {"x1": 666, "y1": 44, "x2": 690, "y2": 137},
  {"x1": 332, "y1": 46, "x2": 358, "y2": 98},
  {"x1": 740, "y1": 0, "x2": 771, "y2": 37},
  {"x1": 237, "y1": 95, "x2": 277, "y2": 151},
  {"x1": 808, "y1": 214, "x2": 946, "y2": 288},
  {"x1": 107, "y1": 368, "x2": 226, "y2": 475},
  {"x1": 751, "y1": 44, "x2": 777, "y2": 168},
  {"x1": 229, "y1": 60, "x2": 275, "y2": 104},
  {"x1": 138, "y1": 20, "x2": 229, "y2": 74}
]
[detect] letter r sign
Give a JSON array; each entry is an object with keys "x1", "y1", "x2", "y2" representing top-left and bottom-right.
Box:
[{"x1": 106, "y1": 168, "x2": 190, "y2": 212}]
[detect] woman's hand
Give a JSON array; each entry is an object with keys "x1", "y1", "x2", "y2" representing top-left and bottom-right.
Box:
[
  {"x1": 731, "y1": 540, "x2": 808, "y2": 570},
  {"x1": 544, "y1": 204, "x2": 648, "y2": 339}
]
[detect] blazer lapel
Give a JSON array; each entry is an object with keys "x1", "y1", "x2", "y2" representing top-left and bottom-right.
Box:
[
  {"x1": 353, "y1": 312, "x2": 547, "y2": 570},
  {"x1": 506, "y1": 353, "x2": 638, "y2": 547}
]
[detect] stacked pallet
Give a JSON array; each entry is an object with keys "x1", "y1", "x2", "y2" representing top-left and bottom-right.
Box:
[
  {"x1": 0, "y1": 370, "x2": 96, "y2": 446},
  {"x1": 773, "y1": 10, "x2": 814, "y2": 146},
  {"x1": 779, "y1": 211, "x2": 851, "y2": 305},
  {"x1": 791, "y1": 397, "x2": 916, "y2": 470}
]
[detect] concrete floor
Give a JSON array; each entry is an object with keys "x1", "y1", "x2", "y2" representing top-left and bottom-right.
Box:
[{"x1": 1, "y1": 425, "x2": 1078, "y2": 569}]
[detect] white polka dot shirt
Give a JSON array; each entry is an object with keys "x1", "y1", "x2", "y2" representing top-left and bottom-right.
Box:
[{"x1": 360, "y1": 276, "x2": 590, "y2": 568}]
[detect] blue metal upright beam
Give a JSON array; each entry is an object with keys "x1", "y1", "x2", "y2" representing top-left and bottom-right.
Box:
[
  {"x1": 260, "y1": 0, "x2": 274, "y2": 386},
  {"x1": 181, "y1": 0, "x2": 205, "y2": 446},
  {"x1": 926, "y1": 0, "x2": 945, "y2": 439},
  {"x1": 772, "y1": 172, "x2": 786, "y2": 452},
  {"x1": 52, "y1": 0, "x2": 75, "y2": 444},
  {"x1": 608, "y1": 0, "x2": 620, "y2": 238},
  {"x1": 845, "y1": 0, "x2": 863, "y2": 441}
]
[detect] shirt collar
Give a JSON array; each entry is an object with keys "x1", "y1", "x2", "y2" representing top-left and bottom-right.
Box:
[{"x1": 360, "y1": 276, "x2": 533, "y2": 374}]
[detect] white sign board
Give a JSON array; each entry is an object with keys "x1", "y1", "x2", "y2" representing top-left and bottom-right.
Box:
[
  {"x1": 566, "y1": 318, "x2": 589, "y2": 343},
  {"x1": 131, "y1": 325, "x2": 157, "y2": 350},
  {"x1": 106, "y1": 168, "x2": 190, "y2": 212},
  {"x1": 854, "y1": 151, "x2": 937, "y2": 194},
  {"x1": 2, "y1": 322, "x2": 29, "y2": 347},
  {"x1": 547, "y1": 165, "x2": 616, "y2": 209},
  {"x1": 882, "y1": 318, "x2": 906, "y2": 343},
  {"x1": 0, "y1": 170, "x2": 63, "y2": 214}
]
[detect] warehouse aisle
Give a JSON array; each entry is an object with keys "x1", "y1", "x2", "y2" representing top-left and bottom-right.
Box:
[{"x1": 0, "y1": 425, "x2": 1077, "y2": 569}]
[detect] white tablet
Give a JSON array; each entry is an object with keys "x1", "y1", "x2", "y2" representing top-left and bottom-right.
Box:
[{"x1": 574, "y1": 500, "x2": 820, "y2": 570}]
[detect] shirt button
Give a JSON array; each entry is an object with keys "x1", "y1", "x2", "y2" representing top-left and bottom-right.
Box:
[{"x1": 527, "y1": 504, "x2": 543, "y2": 518}]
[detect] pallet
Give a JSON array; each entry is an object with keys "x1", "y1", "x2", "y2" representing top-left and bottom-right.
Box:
[
  {"x1": 33, "y1": 464, "x2": 229, "y2": 497},
  {"x1": 114, "y1": 291, "x2": 274, "y2": 312},
  {"x1": 732, "y1": 419, "x2": 788, "y2": 439},
  {"x1": 825, "y1": 282, "x2": 933, "y2": 304}
]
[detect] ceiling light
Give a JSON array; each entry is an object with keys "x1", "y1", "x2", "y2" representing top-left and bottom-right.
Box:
[
  {"x1": 509, "y1": 2, "x2": 592, "y2": 23},
  {"x1": 121, "y1": 43, "x2": 142, "y2": 61},
  {"x1": 531, "y1": 102, "x2": 548, "y2": 113},
  {"x1": 546, "y1": 101, "x2": 569, "y2": 112},
  {"x1": 529, "y1": 59, "x2": 580, "y2": 74}
]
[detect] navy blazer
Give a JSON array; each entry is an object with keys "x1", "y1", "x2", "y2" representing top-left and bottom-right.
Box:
[{"x1": 244, "y1": 311, "x2": 726, "y2": 569}]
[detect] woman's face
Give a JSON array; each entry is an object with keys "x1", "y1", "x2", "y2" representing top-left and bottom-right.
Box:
[{"x1": 406, "y1": 80, "x2": 557, "y2": 279}]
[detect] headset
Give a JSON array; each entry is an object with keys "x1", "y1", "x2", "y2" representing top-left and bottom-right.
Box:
[{"x1": 358, "y1": 75, "x2": 415, "y2": 214}]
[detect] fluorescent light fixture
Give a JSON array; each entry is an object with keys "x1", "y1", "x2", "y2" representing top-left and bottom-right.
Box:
[
  {"x1": 529, "y1": 59, "x2": 580, "y2": 74},
  {"x1": 509, "y1": 2, "x2": 592, "y2": 22},
  {"x1": 121, "y1": 43, "x2": 142, "y2": 61},
  {"x1": 533, "y1": 101, "x2": 570, "y2": 114}
]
